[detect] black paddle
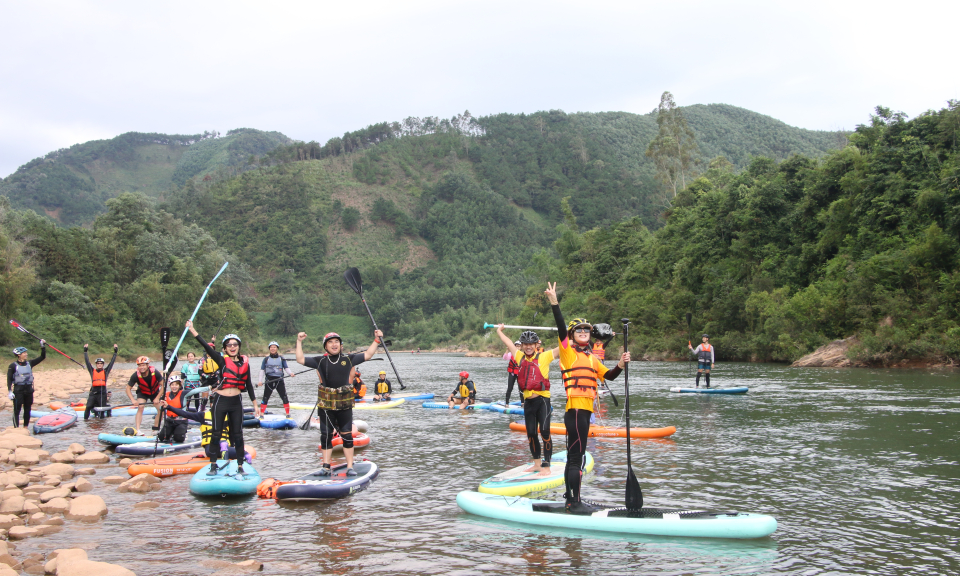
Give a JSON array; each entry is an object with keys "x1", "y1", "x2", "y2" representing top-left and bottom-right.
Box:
[
  {"x1": 344, "y1": 267, "x2": 406, "y2": 390},
  {"x1": 685, "y1": 312, "x2": 693, "y2": 376},
  {"x1": 622, "y1": 318, "x2": 643, "y2": 511},
  {"x1": 153, "y1": 327, "x2": 173, "y2": 456}
]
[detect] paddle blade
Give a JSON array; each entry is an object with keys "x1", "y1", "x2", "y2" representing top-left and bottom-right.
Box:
[
  {"x1": 160, "y1": 327, "x2": 171, "y2": 349},
  {"x1": 344, "y1": 267, "x2": 363, "y2": 295},
  {"x1": 626, "y1": 465, "x2": 643, "y2": 510},
  {"x1": 685, "y1": 312, "x2": 692, "y2": 327}
]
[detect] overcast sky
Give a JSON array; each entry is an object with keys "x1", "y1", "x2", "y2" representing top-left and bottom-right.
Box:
[{"x1": 1, "y1": 0, "x2": 957, "y2": 177}]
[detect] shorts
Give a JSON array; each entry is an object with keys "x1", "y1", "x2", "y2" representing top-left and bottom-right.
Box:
[
  {"x1": 136, "y1": 391, "x2": 159, "y2": 402},
  {"x1": 698, "y1": 362, "x2": 711, "y2": 370}
]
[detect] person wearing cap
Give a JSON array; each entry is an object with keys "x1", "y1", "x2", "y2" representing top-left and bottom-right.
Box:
[
  {"x1": 181, "y1": 352, "x2": 203, "y2": 410},
  {"x1": 186, "y1": 320, "x2": 260, "y2": 476},
  {"x1": 352, "y1": 370, "x2": 367, "y2": 400},
  {"x1": 688, "y1": 334, "x2": 715, "y2": 388},
  {"x1": 296, "y1": 328, "x2": 383, "y2": 477},
  {"x1": 447, "y1": 371, "x2": 477, "y2": 408},
  {"x1": 545, "y1": 282, "x2": 631, "y2": 514},
  {"x1": 372, "y1": 370, "x2": 391, "y2": 401},
  {"x1": 82, "y1": 343, "x2": 118, "y2": 420},
  {"x1": 258, "y1": 341, "x2": 293, "y2": 416},
  {"x1": 157, "y1": 375, "x2": 189, "y2": 444},
  {"x1": 125, "y1": 355, "x2": 164, "y2": 433},
  {"x1": 7, "y1": 341, "x2": 45, "y2": 428}
]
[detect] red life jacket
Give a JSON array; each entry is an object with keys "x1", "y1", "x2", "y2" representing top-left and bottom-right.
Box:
[
  {"x1": 92, "y1": 369, "x2": 107, "y2": 387},
  {"x1": 507, "y1": 356, "x2": 520, "y2": 375},
  {"x1": 517, "y1": 353, "x2": 550, "y2": 392},
  {"x1": 136, "y1": 367, "x2": 161, "y2": 396},
  {"x1": 221, "y1": 355, "x2": 250, "y2": 391},
  {"x1": 166, "y1": 389, "x2": 184, "y2": 418}
]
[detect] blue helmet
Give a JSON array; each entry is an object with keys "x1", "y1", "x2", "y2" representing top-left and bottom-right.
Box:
[
  {"x1": 12, "y1": 347, "x2": 27, "y2": 356},
  {"x1": 222, "y1": 333, "x2": 241, "y2": 347}
]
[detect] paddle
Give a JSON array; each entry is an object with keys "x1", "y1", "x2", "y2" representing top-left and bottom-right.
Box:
[
  {"x1": 154, "y1": 327, "x2": 173, "y2": 457},
  {"x1": 8, "y1": 319, "x2": 85, "y2": 368},
  {"x1": 344, "y1": 267, "x2": 406, "y2": 390},
  {"x1": 621, "y1": 318, "x2": 643, "y2": 511},
  {"x1": 163, "y1": 262, "x2": 229, "y2": 376},
  {"x1": 685, "y1": 312, "x2": 693, "y2": 376},
  {"x1": 483, "y1": 322, "x2": 558, "y2": 331}
]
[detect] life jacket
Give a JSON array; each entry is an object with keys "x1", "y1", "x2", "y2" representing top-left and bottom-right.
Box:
[
  {"x1": 592, "y1": 341, "x2": 606, "y2": 361},
  {"x1": 165, "y1": 389, "x2": 184, "y2": 419},
  {"x1": 375, "y1": 378, "x2": 390, "y2": 394},
  {"x1": 201, "y1": 356, "x2": 219, "y2": 374},
  {"x1": 517, "y1": 353, "x2": 550, "y2": 392},
  {"x1": 91, "y1": 369, "x2": 107, "y2": 387},
  {"x1": 315, "y1": 354, "x2": 356, "y2": 410},
  {"x1": 200, "y1": 410, "x2": 230, "y2": 447},
  {"x1": 181, "y1": 362, "x2": 201, "y2": 382},
  {"x1": 561, "y1": 350, "x2": 600, "y2": 399},
  {"x1": 697, "y1": 343, "x2": 713, "y2": 363},
  {"x1": 353, "y1": 381, "x2": 366, "y2": 399},
  {"x1": 136, "y1": 367, "x2": 161, "y2": 396},
  {"x1": 458, "y1": 380, "x2": 476, "y2": 398},
  {"x1": 507, "y1": 356, "x2": 520, "y2": 375},
  {"x1": 264, "y1": 355, "x2": 285, "y2": 378},
  {"x1": 12, "y1": 362, "x2": 33, "y2": 387},
  {"x1": 220, "y1": 355, "x2": 250, "y2": 391}
]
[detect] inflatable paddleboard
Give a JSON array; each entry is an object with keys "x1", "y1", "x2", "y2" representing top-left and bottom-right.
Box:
[
  {"x1": 99, "y1": 432, "x2": 157, "y2": 445},
  {"x1": 259, "y1": 414, "x2": 297, "y2": 429},
  {"x1": 670, "y1": 387, "x2": 749, "y2": 394},
  {"x1": 356, "y1": 392, "x2": 433, "y2": 402},
  {"x1": 127, "y1": 447, "x2": 257, "y2": 478},
  {"x1": 32, "y1": 407, "x2": 77, "y2": 434},
  {"x1": 92, "y1": 405, "x2": 158, "y2": 417},
  {"x1": 274, "y1": 461, "x2": 379, "y2": 501},
  {"x1": 422, "y1": 402, "x2": 491, "y2": 410},
  {"x1": 189, "y1": 460, "x2": 261, "y2": 497},
  {"x1": 115, "y1": 437, "x2": 202, "y2": 456},
  {"x1": 456, "y1": 491, "x2": 778, "y2": 539},
  {"x1": 354, "y1": 398, "x2": 405, "y2": 410},
  {"x1": 483, "y1": 402, "x2": 525, "y2": 415},
  {"x1": 479, "y1": 451, "x2": 593, "y2": 496},
  {"x1": 509, "y1": 422, "x2": 676, "y2": 439}
]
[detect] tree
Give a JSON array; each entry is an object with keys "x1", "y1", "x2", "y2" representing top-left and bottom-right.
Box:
[{"x1": 646, "y1": 91, "x2": 701, "y2": 201}]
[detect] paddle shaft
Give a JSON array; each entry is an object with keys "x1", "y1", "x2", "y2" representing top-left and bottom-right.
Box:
[
  {"x1": 163, "y1": 262, "x2": 228, "y2": 376},
  {"x1": 357, "y1": 294, "x2": 405, "y2": 390},
  {"x1": 483, "y1": 323, "x2": 558, "y2": 331},
  {"x1": 686, "y1": 312, "x2": 693, "y2": 375},
  {"x1": 622, "y1": 318, "x2": 643, "y2": 509},
  {"x1": 8, "y1": 320, "x2": 84, "y2": 368}
]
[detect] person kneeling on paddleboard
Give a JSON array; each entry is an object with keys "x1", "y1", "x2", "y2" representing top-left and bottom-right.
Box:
[
  {"x1": 187, "y1": 320, "x2": 260, "y2": 476},
  {"x1": 157, "y1": 375, "x2": 188, "y2": 444},
  {"x1": 297, "y1": 329, "x2": 383, "y2": 477},
  {"x1": 83, "y1": 343, "x2": 117, "y2": 420},
  {"x1": 352, "y1": 370, "x2": 367, "y2": 400},
  {"x1": 545, "y1": 282, "x2": 630, "y2": 515},
  {"x1": 373, "y1": 370, "x2": 391, "y2": 401},
  {"x1": 497, "y1": 325, "x2": 560, "y2": 477},
  {"x1": 688, "y1": 334, "x2": 714, "y2": 388},
  {"x1": 7, "y1": 342, "x2": 45, "y2": 428},
  {"x1": 447, "y1": 372, "x2": 477, "y2": 408}
]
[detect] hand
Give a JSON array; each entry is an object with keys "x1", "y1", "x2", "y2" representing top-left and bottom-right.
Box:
[
  {"x1": 618, "y1": 351, "x2": 631, "y2": 368},
  {"x1": 8, "y1": 392, "x2": 14, "y2": 400},
  {"x1": 544, "y1": 282, "x2": 558, "y2": 305},
  {"x1": 374, "y1": 329, "x2": 383, "y2": 342},
  {"x1": 84, "y1": 344, "x2": 89, "y2": 351},
  {"x1": 297, "y1": 332, "x2": 307, "y2": 342},
  {"x1": 39, "y1": 339, "x2": 46, "y2": 348},
  {"x1": 160, "y1": 401, "x2": 167, "y2": 408},
  {"x1": 254, "y1": 404, "x2": 262, "y2": 417},
  {"x1": 257, "y1": 381, "x2": 263, "y2": 387},
  {"x1": 185, "y1": 320, "x2": 197, "y2": 336},
  {"x1": 114, "y1": 344, "x2": 118, "y2": 351},
  {"x1": 496, "y1": 323, "x2": 504, "y2": 333}
]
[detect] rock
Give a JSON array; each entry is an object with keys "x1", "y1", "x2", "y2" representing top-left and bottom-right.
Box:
[
  {"x1": 0, "y1": 515, "x2": 23, "y2": 529},
  {"x1": 116, "y1": 458, "x2": 133, "y2": 469},
  {"x1": 33, "y1": 524, "x2": 61, "y2": 536},
  {"x1": 74, "y1": 478, "x2": 93, "y2": 492},
  {"x1": 234, "y1": 559, "x2": 264, "y2": 571},
  {"x1": 44, "y1": 475, "x2": 62, "y2": 486},
  {"x1": 23, "y1": 485, "x2": 55, "y2": 495},
  {"x1": 65, "y1": 495, "x2": 107, "y2": 522},
  {"x1": 1, "y1": 488, "x2": 23, "y2": 499},
  {"x1": 0, "y1": 565, "x2": 17, "y2": 576},
  {"x1": 0, "y1": 553, "x2": 20, "y2": 570},
  {"x1": 14, "y1": 448, "x2": 40, "y2": 466},
  {"x1": 132, "y1": 501, "x2": 159, "y2": 510},
  {"x1": 0, "y1": 496, "x2": 24, "y2": 514},
  {"x1": 68, "y1": 444, "x2": 85, "y2": 455},
  {"x1": 7, "y1": 526, "x2": 38, "y2": 539},
  {"x1": 44, "y1": 559, "x2": 57, "y2": 574},
  {"x1": 73, "y1": 452, "x2": 110, "y2": 465},
  {"x1": 38, "y1": 497, "x2": 69, "y2": 514},
  {"x1": 40, "y1": 488, "x2": 71, "y2": 503},
  {"x1": 27, "y1": 473, "x2": 43, "y2": 483},
  {"x1": 37, "y1": 450, "x2": 50, "y2": 461},
  {"x1": 28, "y1": 512, "x2": 47, "y2": 524},
  {"x1": 44, "y1": 516, "x2": 64, "y2": 525},
  {"x1": 50, "y1": 452, "x2": 75, "y2": 464},
  {"x1": 791, "y1": 336, "x2": 861, "y2": 367},
  {"x1": 49, "y1": 548, "x2": 135, "y2": 576},
  {"x1": 0, "y1": 471, "x2": 28, "y2": 487},
  {"x1": 0, "y1": 434, "x2": 42, "y2": 449},
  {"x1": 25, "y1": 564, "x2": 46, "y2": 575},
  {"x1": 23, "y1": 501, "x2": 40, "y2": 515},
  {"x1": 37, "y1": 464, "x2": 75, "y2": 479},
  {"x1": 74, "y1": 468, "x2": 96, "y2": 476},
  {"x1": 117, "y1": 474, "x2": 160, "y2": 494},
  {"x1": 101, "y1": 476, "x2": 126, "y2": 485}
]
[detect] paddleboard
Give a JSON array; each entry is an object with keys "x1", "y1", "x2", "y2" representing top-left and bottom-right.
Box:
[
  {"x1": 99, "y1": 432, "x2": 157, "y2": 445},
  {"x1": 274, "y1": 461, "x2": 379, "y2": 501},
  {"x1": 357, "y1": 392, "x2": 434, "y2": 402},
  {"x1": 92, "y1": 405, "x2": 158, "y2": 417},
  {"x1": 509, "y1": 422, "x2": 677, "y2": 439},
  {"x1": 259, "y1": 414, "x2": 298, "y2": 429},
  {"x1": 422, "y1": 402, "x2": 491, "y2": 410},
  {"x1": 479, "y1": 450, "x2": 593, "y2": 496},
  {"x1": 127, "y1": 447, "x2": 257, "y2": 477},
  {"x1": 189, "y1": 460, "x2": 261, "y2": 497},
  {"x1": 354, "y1": 398, "x2": 405, "y2": 410},
  {"x1": 32, "y1": 407, "x2": 77, "y2": 434},
  {"x1": 670, "y1": 387, "x2": 749, "y2": 394},
  {"x1": 483, "y1": 402, "x2": 525, "y2": 415},
  {"x1": 115, "y1": 437, "x2": 203, "y2": 456}
]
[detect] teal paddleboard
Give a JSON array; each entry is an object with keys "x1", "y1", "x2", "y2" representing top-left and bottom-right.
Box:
[
  {"x1": 189, "y1": 460, "x2": 261, "y2": 497},
  {"x1": 670, "y1": 387, "x2": 749, "y2": 394}
]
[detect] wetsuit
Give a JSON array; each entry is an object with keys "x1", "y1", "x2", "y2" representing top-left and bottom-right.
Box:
[
  {"x1": 505, "y1": 355, "x2": 520, "y2": 405},
  {"x1": 164, "y1": 404, "x2": 248, "y2": 461},
  {"x1": 195, "y1": 334, "x2": 256, "y2": 466},
  {"x1": 303, "y1": 352, "x2": 366, "y2": 451},
  {"x1": 259, "y1": 354, "x2": 291, "y2": 412},
  {"x1": 83, "y1": 349, "x2": 117, "y2": 420},
  {"x1": 514, "y1": 349, "x2": 555, "y2": 468},
  {"x1": 6, "y1": 346, "x2": 45, "y2": 427}
]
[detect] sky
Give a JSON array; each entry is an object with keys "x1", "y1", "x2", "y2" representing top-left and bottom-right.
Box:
[{"x1": 1, "y1": 0, "x2": 957, "y2": 177}]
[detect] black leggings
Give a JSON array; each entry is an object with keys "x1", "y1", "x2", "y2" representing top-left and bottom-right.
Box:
[
  {"x1": 563, "y1": 408, "x2": 592, "y2": 504},
  {"x1": 505, "y1": 373, "x2": 518, "y2": 404},
  {"x1": 12, "y1": 386, "x2": 34, "y2": 428},
  {"x1": 261, "y1": 378, "x2": 289, "y2": 405},
  {"x1": 84, "y1": 386, "x2": 110, "y2": 420},
  {"x1": 158, "y1": 418, "x2": 187, "y2": 443},
  {"x1": 209, "y1": 394, "x2": 245, "y2": 464},
  {"x1": 524, "y1": 395, "x2": 553, "y2": 464},
  {"x1": 318, "y1": 408, "x2": 353, "y2": 450}
]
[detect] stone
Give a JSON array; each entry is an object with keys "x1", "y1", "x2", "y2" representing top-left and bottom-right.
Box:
[
  {"x1": 37, "y1": 464, "x2": 75, "y2": 479},
  {"x1": 791, "y1": 336, "x2": 860, "y2": 367},
  {"x1": 0, "y1": 434, "x2": 42, "y2": 449},
  {"x1": 7, "y1": 526, "x2": 38, "y2": 539},
  {"x1": 14, "y1": 448, "x2": 39, "y2": 466},
  {"x1": 74, "y1": 478, "x2": 93, "y2": 492},
  {"x1": 0, "y1": 515, "x2": 23, "y2": 529},
  {"x1": 0, "y1": 496, "x2": 24, "y2": 514},
  {"x1": 74, "y1": 468, "x2": 96, "y2": 476},
  {"x1": 0, "y1": 471, "x2": 28, "y2": 487},
  {"x1": 101, "y1": 476, "x2": 126, "y2": 485},
  {"x1": 73, "y1": 452, "x2": 109, "y2": 465},
  {"x1": 0, "y1": 565, "x2": 16, "y2": 576},
  {"x1": 65, "y1": 495, "x2": 107, "y2": 522},
  {"x1": 234, "y1": 559, "x2": 264, "y2": 571},
  {"x1": 23, "y1": 501, "x2": 40, "y2": 515},
  {"x1": 25, "y1": 564, "x2": 46, "y2": 575},
  {"x1": 0, "y1": 553, "x2": 20, "y2": 569},
  {"x1": 33, "y1": 524, "x2": 61, "y2": 536},
  {"x1": 49, "y1": 548, "x2": 135, "y2": 576},
  {"x1": 40, "y1": 488, "x2": 71, "y2": 503},
  {"x1": 50, "y1": 452, "x2": 74, "y2": 464},
  {"x1": 23, "y1": 485, "x2": 55, "y2": 495},
  {"x1": 116, "y1": 458, "x2": 133, "y2": 469},
  {"x1": 38, "y1": 497, "x2": 69, "y2": 514},
  {"x1": 37, "y1": 450, "x2": 50, "y2": 460},
  {"x1": 43, "y1": 516, "x2": 64, "y2": 525},
  {"x1": 117, "y1": 480, "x2": 151, "y2": 494},
  {"x1": 44, "y1": 475, "x2": 62, "y2": 486},
  {"x1": 133, "y1": 501, "x2": 159, "y2": 510},
  {"x1": 44, "y1": 559, "x2": 57, "y2": 574},
  {"x1": 68, "y1": 444, "x2": 85, "y2": 455},
  {"x1": 29, "y1": 512, "x2": 46, "y2": 524},
  {"x1": 1, "y1": 488, "x2": 23, "y2": 499}
]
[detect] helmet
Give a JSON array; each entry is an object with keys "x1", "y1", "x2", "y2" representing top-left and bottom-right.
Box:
[
  {"x1": 12, "y1": 347, "x2": 27, "y2": 356},
  {"x1": 459, "y1": 371, "x2": 469, "y2": 379},
  {"x1": 514, "y1": 340, "x2": 521, "y2": 346},
  {"x1": 222, "y1": 333, "x2": 241, "y2": 346},
  {"x1": 379, "y1": 371, "x2": 386, "y2": 376},
  {"x1": 167, "y1": 373, "x2": 182, "y2": 384},
  {"x1": 519, "y1": 331, "x2": 539, "y2": 344},
  {"x1": 323, "y1": 332, "x2": 342, "y2": 348},
  {"x1": 122, "y1": 427, "x2": 138, "y2": 436},
  {"x1": 567, "y1": 317, "x2": 592, "y2": 332},
  {"x1": 268, "y1": 341, "x2": 279, "y2": 349},
  {"x1": 702, "y1": 334, "x2": 709, "y2": 339},
  {"x1": 136, "y1": 356, "x2": 150, "y2": 364},
  {"x1": 95, "y1": 357, "x2": 105, "y2": 364}
]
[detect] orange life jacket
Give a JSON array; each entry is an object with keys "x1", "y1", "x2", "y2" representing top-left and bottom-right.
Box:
[
  {"x1": 92, "y1": 369, "x2": 107, "y2": 387},
  {"x1": 136, "y1": 367, "x2": 162, "y2": 396},
  {"x1": 354, "y1": 382, "x2": 367, "y2": 399},
  {"x1": 561, "y1": 350, "x2": 600, "y2": 400},
  {"x1": 165, "y1": 389, "x2": 184, "y2": 418},
  {"x1": 221, "y1": 355, "x2": 250, "y2": 391},
  {"x1": 592, "y1": 341, "x2": 606, "y2": 360}
]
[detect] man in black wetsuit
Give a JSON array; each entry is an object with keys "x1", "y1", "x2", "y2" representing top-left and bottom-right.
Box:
[{"x1": 7, "y1": 342, "x2": 45, "y2": 428}]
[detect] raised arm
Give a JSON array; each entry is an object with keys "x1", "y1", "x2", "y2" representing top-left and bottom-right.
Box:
[
  {"x1": 496, "y1": 324, "x2": 519, "y2": 356},
  {"x1": 362, "y1": 330, "x2": 384, "y2": 361}
]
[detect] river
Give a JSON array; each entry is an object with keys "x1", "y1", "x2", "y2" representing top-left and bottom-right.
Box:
[{"x1": 15, "y1": 355, "x2": 960, "y2": 575}]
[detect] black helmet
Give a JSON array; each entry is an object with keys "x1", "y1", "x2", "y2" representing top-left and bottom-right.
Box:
[
  {"x1": 702, "y1": 334, "x2": 709, "y2": 339},
  {"x1": 519, "y1": 331, "x2": 539, "y2": 344}
]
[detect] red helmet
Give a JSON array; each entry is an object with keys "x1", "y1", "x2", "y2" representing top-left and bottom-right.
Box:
[
  {"x1": 459, "y1": 371, "x2": 469, "y2": 379},
  {"x1": 323, "y1": 332, "x2": 342, "y2": 348}
]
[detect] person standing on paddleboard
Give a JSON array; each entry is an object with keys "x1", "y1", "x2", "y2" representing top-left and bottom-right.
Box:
[
  {"x1": 296, "y1": 329, "x2": 383, "y2": 477},
  {"x1": 258, "y1": 341, "x2": 293, "y2": 416},
  {"x1": 186, "y1": 320, "x2": 260, "y2": 475},
  {"x1": 504, "y1": 340, "x2": 521, "y2": 405},
  {"x1": 83, "y1": 343, "x2": 118, "y2": 420},
  {"x1": 7, "y1": 342, "x2": 45, "y2": 428},
  {"x1": 447, "y1": 372, "x2": 477, "y2": 408},
  {"x1": 497, "y1": 325, "x2": 560, "y2": 477},
  {"x1": 181, "y1": 352, "x2": 203, "y2": 410},
  {"x1": 545, "y1": 282, "x2": 630, "y2": 515},
  {"x1": 161, "y1": 399, "x2": 252, "y2": 463},
  {"x1": 373, "y1": 370, "x2": 391, "y2": 401},
  {"x1": 688, "y1": 334, "x2": 714, "y2": 388},
  {"x1": 125, "y1": 356, "x2": 164, "y2": 433}
]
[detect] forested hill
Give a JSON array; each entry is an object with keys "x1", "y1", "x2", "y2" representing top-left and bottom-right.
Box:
[{"x1": 0, "y1": 128, "x2": 291, "y2": 225}]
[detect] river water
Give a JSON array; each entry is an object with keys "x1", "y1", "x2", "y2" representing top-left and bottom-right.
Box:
[{"x1": 16, "y1": 355, "x2": 960, "y2": 575}]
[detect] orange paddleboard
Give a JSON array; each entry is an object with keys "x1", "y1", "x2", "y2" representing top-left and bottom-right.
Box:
[
  {"x1": 126, "y1": 447, "x2": 257, "y2": 478},
  {"x1": 509, "y1": 422, "x2": 676, "y2": 438}
]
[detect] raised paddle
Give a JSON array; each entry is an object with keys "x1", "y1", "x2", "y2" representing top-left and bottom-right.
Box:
[
  {"x1": 685, "y1": 312, "x2": 693, "y2": 376},
  {"x1": 483, "y1": 323, "x2": 558, "y2": 331},
  {"x1": 8, "y1": 319, "x2": 85, "y2": 368},
  {"x1": 344, "y1": 267, "x2": 406, "y2": 390},
  {"x1": 621, "y1": 318, "x2": 643, "y2": 511},
  {"x1": 154, "y1": 326, "x2": 175, "y2": 457}
]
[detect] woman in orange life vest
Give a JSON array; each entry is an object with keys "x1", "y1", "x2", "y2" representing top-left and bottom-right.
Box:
[
  {"x1": 157, "y1": 374, "x2": 188, "y2": 444},
  {"x1": 544, "y1": 282, "x2": 631, "y2": 515},
  {"x1": 125, "y1": 356, "x2": 164, "y2": 433},
  {"x1": 352, "y1": 370, "x2": 367, "y2": 400},
  {"x1": 688, "y1": 334, "x2": 715, "y2": 388},
  {"x1": 186, "y1": 320, "x2": 260, "y2": 475},
  {"x1": 497, "y1": 324, "x2": 560, "y2": 477},
  {"x1": 82, "y1": 342, "x2": 117, "y2": 420}
]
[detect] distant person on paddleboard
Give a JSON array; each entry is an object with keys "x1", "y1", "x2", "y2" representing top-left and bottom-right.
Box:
[
  {"x1": 258, "y1": 341, "x2": 293, "y2": 416},
  {"x1": 186, "y1": 320, "x2": 260, "y2": 476},
  {"x1": 7, "y1": 342, "x2": 45, "y2": 428},
  {"x1": 545, "y1": 282, "x2": 630, "y2": 515},
  {"x1": 497, "y1": 325, "x2": 560, "y2": 477},
  {"x1": 181, "y1": 352, "x2": 203, "y2": 410},
  {"x1": 688, "y1": 334, "x2": 714, "y2": 388},
  {"x1": 352, "y1": 370, "x2": 367, "y2": 400},
  {"x1": 83, "y1": 343, "x2": 117, "y2": 420},
  {"x1": 373, "y1": 370, "x2": 391, "y2": 401},
  {"x1": 157, "y1": 374, "x2": 188, "y2": 444},
  {"x1": 125, "y1": 356, "x2": 164, "y2": 433},
  {"x1": 447, "y1": 372, "x2": 478, "y2": 408},
  {"x1": 297, "y1": 329, "x2": 383, "y2": 477},
  {"x1": 504, "y1": 340, "x2": 521, "y2": 405}
]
